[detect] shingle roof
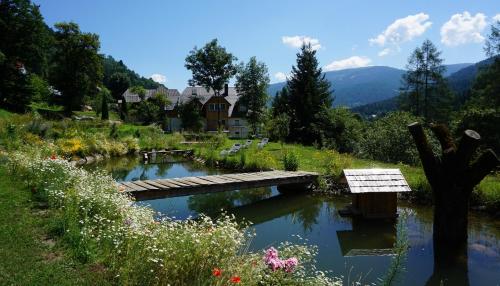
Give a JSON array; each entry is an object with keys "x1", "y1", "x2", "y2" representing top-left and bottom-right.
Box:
[
  {"x1": 122, "y1": 86, "x2": 244, "y2": 116},
  {"x1": 342, "y1": 169, "x2": 411, "y2": 193},
  {"x1": 122, "y1": 86, "x2": 180, "y2": 106},
  {"x1": 180, "y1": 87, "x2": 242, "y2": 116}
]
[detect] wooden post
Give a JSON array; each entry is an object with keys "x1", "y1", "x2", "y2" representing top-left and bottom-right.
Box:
[{"x1": 408, "y1": 122, "x2": 498, "y2": 281}]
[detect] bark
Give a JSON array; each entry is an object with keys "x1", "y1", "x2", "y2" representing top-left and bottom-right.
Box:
[{"x1": 408, "y1": 122, "x2": 499, "y2": 258}]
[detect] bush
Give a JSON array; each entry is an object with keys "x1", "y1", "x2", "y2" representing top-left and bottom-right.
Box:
[
  {"x1": 359, "y1": 112, "x2": 437, "y2": 165},
  {"x1": 283, "y1": 150, "x2": 299, "y2": 171},
  {"x1": 316, "y1": 150, "x2": 353, "y2": 179}
]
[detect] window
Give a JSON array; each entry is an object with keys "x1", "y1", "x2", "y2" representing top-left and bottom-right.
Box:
[
  {"x1": 235, "y1": 120, "x2": 240, "y2": 126},
  {"x1": 220, "y1": 103, "x2": 225, "y2": 111},
  {"x1": 239, "y1": 105, "x2": 247, "y2": 112},
  {"x1": 209, "y1": 103, "x2": 215, "y2": 111},
  {"x1": 191, "y1": 88, "x2": 197, "y2": 95}
]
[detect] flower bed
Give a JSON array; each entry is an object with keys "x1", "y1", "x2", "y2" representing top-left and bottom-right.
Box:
[{"x1": 7, "y1": 152, "x2": 341, "y2": 285}]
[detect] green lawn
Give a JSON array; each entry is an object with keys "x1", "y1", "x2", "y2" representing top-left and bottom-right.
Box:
[
  {"x1": 188, "y1": 137, "x2": 499, "y2": 210},
  {"x1": 0, "y1": 166, "x2": 112, "y2": 286}
]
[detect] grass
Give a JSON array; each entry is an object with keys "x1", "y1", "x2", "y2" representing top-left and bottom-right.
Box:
[
  {"x1": 0, "y1": 166, "x2": 111, "y2": 285},
  {"x1": 0, "y1": 108, "x2": 12, "y2": 120}
]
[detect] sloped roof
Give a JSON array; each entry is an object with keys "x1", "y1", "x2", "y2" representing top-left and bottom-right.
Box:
[
  {"x1": 180, "y1": 87, "x2": 242, "y2": 116},
  {"x1": 122, "y1": 86, "x2": 180, "y2": 105},
  {"x1": 342, "y1": 169, "x2": 411, "y2": 193}
]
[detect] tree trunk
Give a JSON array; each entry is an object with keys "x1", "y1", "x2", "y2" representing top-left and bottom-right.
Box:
[{"x1": 408, "y1": 123, "x2": 498, "y2": 255}]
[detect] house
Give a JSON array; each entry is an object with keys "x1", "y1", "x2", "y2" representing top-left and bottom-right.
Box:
[{"x1": 121, "y1": 85, "x2": 249, "y2": 138}]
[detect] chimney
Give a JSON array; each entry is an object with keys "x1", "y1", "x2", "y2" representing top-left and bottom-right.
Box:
[{"x1": 224, "y1": 84, "x2": 228, "y2": 97}]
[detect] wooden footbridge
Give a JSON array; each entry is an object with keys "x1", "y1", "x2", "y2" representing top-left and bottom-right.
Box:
[{"x1": 118, "y1": 171, "x2": 318, "y2": 200}]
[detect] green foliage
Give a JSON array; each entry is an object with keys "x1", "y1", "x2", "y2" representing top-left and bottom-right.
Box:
[
  {"x1": 99, "y1": 87, "x2": 110, "y2": 120},
  {"x1": 271, "y1": 86, "x2": 290, "y2": 117},
  {"x1": 178, "y1": 100, "x2": 204, "y2": 132},
  {"x1": 316, "y1": 150, "x2": 353, "y2": 179},
  {"x1": 456, "y1": 107, "x2": 500, "y2": 154},
  {"x1": 50, "y1": 22, "x2": 103, "y2": 115},
  {"x1": 283, "y1": 150, "x2": 299, "y2": 171},
  {"x1": 235, "y1": 56, "x2": 270, "y2": 135},
  {"x1": 185, "y1": 38, "x2": 237, "y2": 94},
  {"x1": 399, "y1": 40, "x2": 454, "y2": 123},
  {"x1": 107, "y1": 72, "x2": 130, "y2": 100},
  {"x1": 267, "y1": 113, "x2": 290, "y2": 144},
  {"x1": 102, "y1": 55, "x2": 158, "y2": 90},
  {"x1": 29, "y1": 74, "x2": 52, "y2": 103},
  {"x1": 311, "y1": 106, "x2": 364, "y2": 152},
  {"x1": 484, "y1": 20, "x2": 500, "y2": 57},
  {"x1": 360, "y1": 112, "x2": 432, "y2": 165},
  {"x1": 285, "y1": 44, "x2": 332, "y2": 144}
]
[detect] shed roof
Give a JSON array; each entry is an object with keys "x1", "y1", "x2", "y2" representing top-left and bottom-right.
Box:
[{"x1": 342, "y1": 169, "x2": 411, "y2": 193}]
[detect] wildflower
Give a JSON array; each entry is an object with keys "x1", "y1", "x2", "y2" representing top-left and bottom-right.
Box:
[
  {"x1": 264, "y1": 247, "x2": 278, "y2": 262},
  {"x1": 284, "y1": 257, "x2": 298, "y2": 273},
  {"x1": 50, "y1": 154, "x2": 57, "y2": 160},
  {"x1": 212, "y1": 267, "x2": 222, "y2": 277},
  {"x1": 230, "y1": 276, "x2": 241, "y2": 283}
]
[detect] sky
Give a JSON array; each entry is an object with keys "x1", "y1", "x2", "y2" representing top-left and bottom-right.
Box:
[{"x1": 34, "y1": 0, "x2": 499, "y2": 89}]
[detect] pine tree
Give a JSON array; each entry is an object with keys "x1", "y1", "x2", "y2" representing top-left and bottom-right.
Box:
[
  {"x1": 286, "y1": 44, "x2": 332, "y2": 144},
  {"x1": 400, "y1": 40, "x2": 453, "y2": 123}
]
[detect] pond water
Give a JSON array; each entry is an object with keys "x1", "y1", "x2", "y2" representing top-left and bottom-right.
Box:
[{"x1": 88, "y1": 156, "x2": 500, "y2": 286}]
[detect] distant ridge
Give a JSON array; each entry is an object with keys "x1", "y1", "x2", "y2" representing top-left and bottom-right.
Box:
[{"x1": 267, "y1": 63, "x2": 473, "y2": 108}]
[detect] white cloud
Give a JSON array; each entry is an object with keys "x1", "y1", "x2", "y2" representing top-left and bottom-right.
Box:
[
  {"x1": 440, "y1": 12, "x2": 487, "y2": 46},
  {"x1": 282, "y1": 35, "x2": 322, "y2": 50},
  {"x1": 150, "y1": 73, "x2": 166, "y2": 84},
  {"x1": 493, "y1": 14, "x2": 500, "y2": 22},
  {"x1": 274, "y1": 72, "x2": 288, "y2": 82},
  {"x1": 378, "y1": 48, "x2": 391, "y2": 57},
  {"x1": 323, "y1": 56, "x2": 372, "y2": 72},
  {"x1": 369, "y1": 13, "x2": 432, "y2": 47}
]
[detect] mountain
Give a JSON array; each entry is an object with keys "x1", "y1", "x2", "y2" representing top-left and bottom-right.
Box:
[
  {"x1": 267, "y1": 64, "x2": 473, "y2": 108},
  {"x1": 352, "y1": 57, "x2": 496, "y2": 118}
]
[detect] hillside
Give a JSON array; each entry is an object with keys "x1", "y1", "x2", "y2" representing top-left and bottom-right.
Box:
[{"x1": 267, "y1": 64, "x2": 473, "y2": 107}]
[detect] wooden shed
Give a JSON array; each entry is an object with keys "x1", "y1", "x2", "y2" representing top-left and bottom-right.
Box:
[{"x1": 340, "y1": 169, "x2": 411, "y2": 219}]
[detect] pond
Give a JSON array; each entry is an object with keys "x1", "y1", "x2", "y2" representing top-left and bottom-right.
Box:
[{"x1": 88, "y1": 155, "x2": 500, "y2": 286}]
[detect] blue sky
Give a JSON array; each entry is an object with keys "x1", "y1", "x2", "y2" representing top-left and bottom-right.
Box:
[{"x1": 34, "y1": 0, "x2": 499, "y2": 89}]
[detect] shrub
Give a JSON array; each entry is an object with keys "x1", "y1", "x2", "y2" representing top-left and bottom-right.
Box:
[
  {"x1": 317, "y1": 150, "x2": 353, "y2": 179},
  {"x1": 283, "y1": 150, "x2": 299, "y2": 171}
]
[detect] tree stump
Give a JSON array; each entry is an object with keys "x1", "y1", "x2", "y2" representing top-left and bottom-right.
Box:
[{"x1": 408, "y1": 122, "x2": 498, "y2": 285}]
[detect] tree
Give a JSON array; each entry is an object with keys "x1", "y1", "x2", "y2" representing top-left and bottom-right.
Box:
[
  {"x1": 178, "y1": 100, "x2": 204, "y2": 132},
  {"x1": 484, "y1": 20, "x2": 500, "y2": 57},
  {"x1": 271, "y1": 87, "x2": 290, "y2": 117},
  {"x1": 185, "y1": 39, "x2": 237, "y2": 129},
  {"x1": 0, "y1": 0, "x2": 52, "y2": 112},
  {"x1": 458, "y1": 22, "x2": 500, "y2": 154},
  {"x1": 408, "y1": 123, "x2": 498, "y2": 285},
  {"x1": 399, "y1": 40, "x2": 453, "y2": 123},
  {"x1": 108, "y1": 72, "x2": 131, "y2": 100},
  {"x1": 235, "y1": 57, "x2": 270, "y2": 135},
  {"x1": 100, "y1": 87, "x2": 110, "y2": 120},
  {"x1": 50, "y1": 22, "x2": 103, "y2": 116},
  {"x1": 267, "y1": 113, "x2": 290, "y2": 147},
  {"x1": 286, "y1": 44, "x2": 332, "y2": 144}
]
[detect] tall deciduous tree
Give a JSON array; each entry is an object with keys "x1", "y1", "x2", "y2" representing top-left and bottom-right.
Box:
[
  {"x1": 0, "y1": 0, "x2": 52, "y2": 112},
  {"x1": 185, "y1": 39, "x2": 237, "y2": 129},
  {"x1": 50, "y1": 22, "x2": 103, "y2": 116},
  {"x1": 108, "y1": 72, "x2": 131, "y2": 100},
  {"x1": 399, "y1": 40, "x2": 453, "y2": 123},
  {"x1": 235, "y1": 57, "x2": 270, "y2": 135},
  {"x1": 286, "y1": 44, "x2": 332, "y2": 144}
]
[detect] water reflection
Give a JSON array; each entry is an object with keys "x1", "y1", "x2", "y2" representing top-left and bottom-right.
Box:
[{"x1": 87, "y1": 157, "x2": 500, "y2": 286}]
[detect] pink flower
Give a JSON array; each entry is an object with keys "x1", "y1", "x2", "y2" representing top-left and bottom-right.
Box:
[
  {"x1": 264, "y1": 247, "x2": 278, "y2": 262},
  {"x1": 267, "y1": 258, "x2": 285, "y2": 271},
  {"x1": 284, "y1": 257, "x2": 298, "y2": 273}
]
